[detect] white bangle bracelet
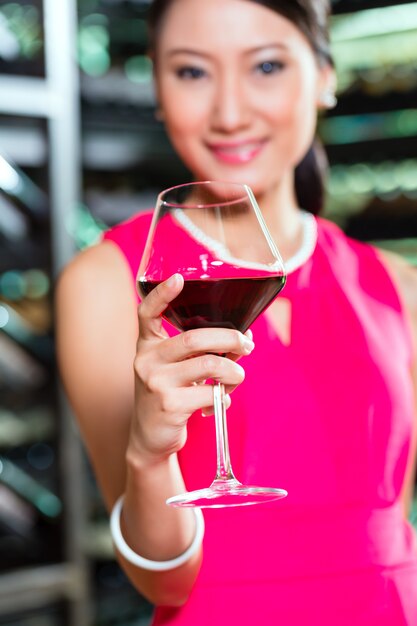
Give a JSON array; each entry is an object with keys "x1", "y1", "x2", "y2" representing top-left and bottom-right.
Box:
[{"x1": 110, "y1": 494, "x2": 205, "y2": 572}]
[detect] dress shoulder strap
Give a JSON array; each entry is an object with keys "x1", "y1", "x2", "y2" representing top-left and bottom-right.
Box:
[{"x1": 317, "y1": 217, "x2": 414, "y2": 364}]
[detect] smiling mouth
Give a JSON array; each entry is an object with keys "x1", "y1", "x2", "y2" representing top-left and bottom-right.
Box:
[{"x1": 207, "y1": 140, "x2": 267, "y2": 164}]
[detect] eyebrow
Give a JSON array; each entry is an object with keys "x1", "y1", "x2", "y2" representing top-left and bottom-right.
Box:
[{"x1": 166, "y1": 43, "x2": 289, "y2": 58}]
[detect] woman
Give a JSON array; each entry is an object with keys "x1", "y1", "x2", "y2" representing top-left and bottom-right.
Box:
[{"x1": 56, "y1": 0, "x2": 417, "y2": 623}]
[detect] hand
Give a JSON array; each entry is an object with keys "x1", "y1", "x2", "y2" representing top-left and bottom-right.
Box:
[{"x1": 128, "y1": 274, "x2": 255, "y2": 466}]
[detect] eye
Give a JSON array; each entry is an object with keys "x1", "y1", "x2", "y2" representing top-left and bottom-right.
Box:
[
  {"x1": 175, "y1": 66, "x2": 207, "y2": 80},
  {"x1": 255, "y1": 60, "x2": 285, "y2": 75}
]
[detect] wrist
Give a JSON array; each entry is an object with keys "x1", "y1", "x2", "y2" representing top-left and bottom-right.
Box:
[
  {"x1": 110, "y1": 494, "x2": 205, "y2": 571},
  {"x1": 125, "y1": 440, "x2": 174, "y2": 473},
  {"x1": 125, "y1": 446, "x2": 185, "y2": 503}
]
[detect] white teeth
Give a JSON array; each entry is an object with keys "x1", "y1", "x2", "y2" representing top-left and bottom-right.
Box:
[{"x1": 218, "y1": 142, "x2": 259, "y2": 154}]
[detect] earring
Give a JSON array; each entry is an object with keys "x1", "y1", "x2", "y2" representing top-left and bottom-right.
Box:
[
  {"x1": 319, "y1": 91, "x2": 337, "y2": 109},
  {"x1": 154, "y1": 107, "x2": 165, "y2": 122}
]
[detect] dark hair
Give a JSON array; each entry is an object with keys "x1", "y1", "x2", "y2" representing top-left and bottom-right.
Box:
[{"x1": 148, "y1": 0, "x2": 333, "y2": 215}]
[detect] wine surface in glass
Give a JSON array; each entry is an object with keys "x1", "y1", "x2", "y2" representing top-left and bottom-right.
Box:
[{"x1": 139, "y1": 275, "x2": 285, "y2": 333}]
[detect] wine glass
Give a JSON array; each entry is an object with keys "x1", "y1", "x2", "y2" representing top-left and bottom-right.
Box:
[{"x1": 137, "y1": 181, "x2": 288, "y2": 508}]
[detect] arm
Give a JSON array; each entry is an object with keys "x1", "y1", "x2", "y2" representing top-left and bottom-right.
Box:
[
  {"x1": 55, "y1": 241, "x2": 252, "y2": 606},
  {"x1": 377, "y1": 250, "x2": 417, "y2": 519}
]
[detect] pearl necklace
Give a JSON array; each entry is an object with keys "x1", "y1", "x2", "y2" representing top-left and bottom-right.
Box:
[
  {"x1": 284, "y1": 211, "x2": 318, "y2": 274},
  {"x1": 173, "y1": 208, "x2": 318, "y2": 275}
]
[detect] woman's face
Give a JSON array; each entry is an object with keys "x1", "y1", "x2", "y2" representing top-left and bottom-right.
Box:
[{"x1": 154, "y1": 0, "x2": 331, "y2": 197}]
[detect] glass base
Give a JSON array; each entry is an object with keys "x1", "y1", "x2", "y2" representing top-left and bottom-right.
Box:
[{"x1": 166, "y1": 479, "x2": 288, "y2": 508}]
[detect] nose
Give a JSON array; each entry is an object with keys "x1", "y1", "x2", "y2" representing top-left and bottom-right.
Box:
[{"x1": 210, "y1": 73, "x2": 251, "y2": 133}]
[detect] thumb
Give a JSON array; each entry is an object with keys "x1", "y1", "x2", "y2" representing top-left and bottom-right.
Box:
[{"x1": 138, "y1": 273, "x2": 184, "y2": 340}]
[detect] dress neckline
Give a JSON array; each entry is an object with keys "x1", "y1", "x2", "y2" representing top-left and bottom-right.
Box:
[{"x1": 172, "y1": 208, "x2": 318, "y2": 275}]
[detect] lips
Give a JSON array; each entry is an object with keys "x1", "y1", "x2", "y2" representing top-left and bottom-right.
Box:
[{"x1": 206, "y1": 139, "x2": 267, "y2": 165}]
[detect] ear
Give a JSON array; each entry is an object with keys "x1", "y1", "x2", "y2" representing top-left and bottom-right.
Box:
[{"x1": 316, "y1": 64, "x2": 337, "y2": 110}]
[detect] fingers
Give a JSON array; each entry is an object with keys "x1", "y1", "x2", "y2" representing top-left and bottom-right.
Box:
[
  {"x1": 138, "y1": 273, "x2": 184, "y2": 341},
  {"x1": 201, "y1": 393, "x2": 231, "y2": 417},
  {"x1": 141, "y1": 383, "x2": 230, "y2": 419},
  {"x1": 138, "y1": 274, "x2": 256, "y2": 361},
  {"x1": 161, "y1": 353, "x2": 246, "y2": 389},
  {"x1": 227, "y1": 329, "x2": 255, "y2": 363},
  {"x1": 158, "y1": 327, "x2": 255, "y2": 364},
  {"x1": 136, "y1": 350, "x2": 245, "y2": 399}
]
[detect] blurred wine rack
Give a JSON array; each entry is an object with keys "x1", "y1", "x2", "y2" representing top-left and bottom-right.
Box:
[
  {"x1": 0, "y1": 1, "x2": 416, "y2": 625},
  {"x1": 0, "y1": 0, "x2": 89, "y2": 625},
  {"x1": 324, "y1": 1, "x2": 417, "y2": 261}
]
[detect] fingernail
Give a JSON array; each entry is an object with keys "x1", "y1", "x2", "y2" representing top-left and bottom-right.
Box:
[
  {"x1": 166, "y1": 274, "x2": 179, "y2": 287},
  {"x1": 243, "y1": 337, "x2": 255, "y2": 354}
]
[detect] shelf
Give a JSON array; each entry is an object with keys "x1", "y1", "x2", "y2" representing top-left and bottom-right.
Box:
[
  {"x1": 331, "y1": 0, "x2": 417, "y2": 14},
  {"x1": 84, "y1": 522, "x2": 114, "y2": 561},
  {"x1": 0, "y1": 407, "x2": 54, "y2": 448},
  {"x1": 0, "y1": 121, "x2": 47, "y2": 168},
  {"x1": 373, "y1": 238, "x2": 417, "y2": 264},
  {"x1": 0, "y1": 563, "x2": 86, "y2": 617},
  {"x1": 330, "y1": 91, "x2": 417, "y2": 117},
  {"x1": 81, "y1": 71, "x2": 154, "y2": 107},
  {"x1": 0, "y1": 122, "x2": 169, "y2": 170},
  {"x1": 0, "y1": 77, "x2": 59, "y2": 118}
]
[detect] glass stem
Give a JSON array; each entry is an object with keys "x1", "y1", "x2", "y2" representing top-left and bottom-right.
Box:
[{"x1": 213, "y1": 382, "x2": 236, "y2": 482}]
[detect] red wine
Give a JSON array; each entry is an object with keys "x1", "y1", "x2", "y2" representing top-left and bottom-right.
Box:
[{"x1": 139, "y1": 275, "x2": 285, "y2": 333}]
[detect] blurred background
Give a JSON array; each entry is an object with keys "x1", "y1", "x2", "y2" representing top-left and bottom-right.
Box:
[{"x1": 0, "y1": 0, "x2": 416, "y2": 624}]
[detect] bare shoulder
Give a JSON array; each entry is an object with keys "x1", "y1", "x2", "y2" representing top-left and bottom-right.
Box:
[
  {"x1": 55, "y1": 237, "x2": 138, "y2": 383},
  {"x1": 56, "y1": 239, "x2": 134, "y2": 303},
  {"x1": 377, "y1": 248, "x2": 417, "y2": 339},
  {"x1": 55, "y1": 240, "x2": 138, "y2": 361}
]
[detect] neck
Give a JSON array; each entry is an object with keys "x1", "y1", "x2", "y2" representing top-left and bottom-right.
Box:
[{"x1": 255, "y1": 172, "x2": 305, "y2": 263}]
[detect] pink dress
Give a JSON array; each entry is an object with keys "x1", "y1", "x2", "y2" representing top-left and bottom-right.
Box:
[{"x1": 103, "y1": 211, "x2": 417, "y2": 625}]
